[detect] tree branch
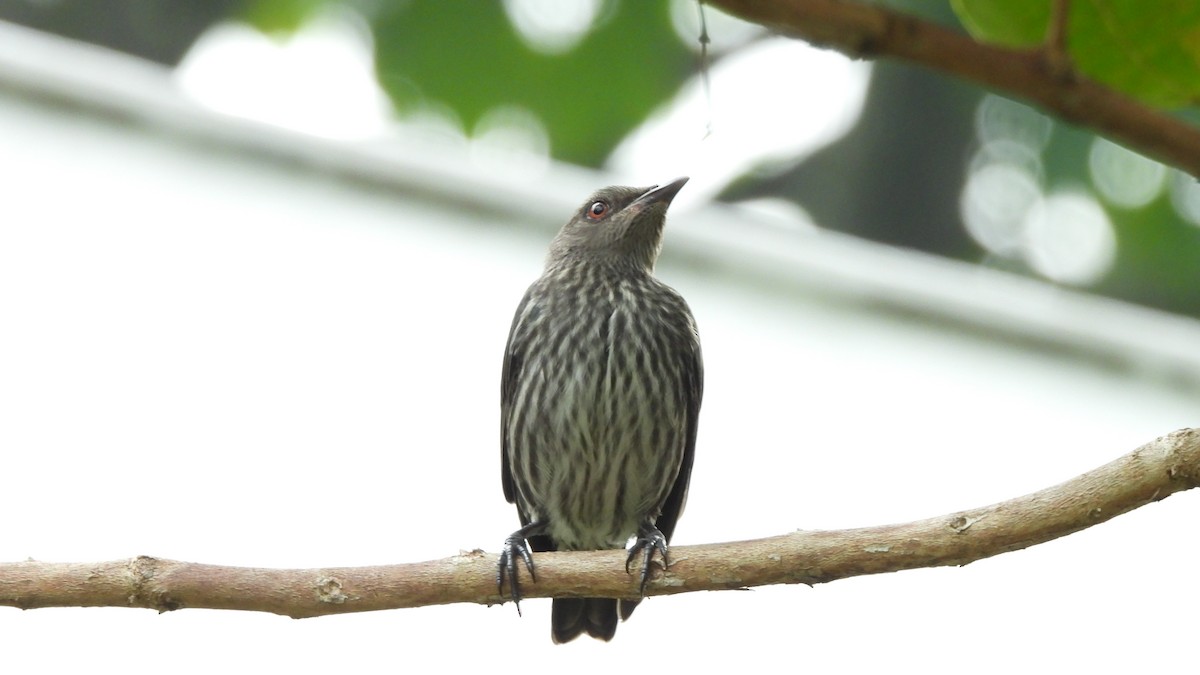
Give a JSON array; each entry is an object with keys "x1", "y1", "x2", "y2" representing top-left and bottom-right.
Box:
[
  {"x1": 704, "y1": 0, "x2": 1200, "y2": 176},
  {"x1": 1, "y1": 428, "x2": 1196, "y2": 617}
]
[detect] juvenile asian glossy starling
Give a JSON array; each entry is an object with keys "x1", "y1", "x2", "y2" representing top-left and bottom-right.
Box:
[{"x1": 498, "y1": 177, "x2": 703, "y2": 643}]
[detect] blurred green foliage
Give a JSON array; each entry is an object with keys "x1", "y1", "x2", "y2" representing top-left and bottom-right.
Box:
[
  {"x1": 244, "y1": 0, "x2": 694, "y2": 166},
  {"x1": 950, "y1": 0, "x2": 1200, "y2": 314},
  {"x1": 16, "y1": 0, "x2": 1192, "y2": 315},
  {"x1": 232, "y1": 0, "x2": 1200, "y2": 317},
  {"x1": 4, "y1": 0, "x2": 1195, "y2": 312},
  {"x1": 381, "y1": 2, "x2": 693, "y2": 166},
  {"x1": 241, "y1": 0, "x2": 326, "y2": 33},
  {"x1": 952, "y1": 0, "x2": 1200, "y2": 107}
]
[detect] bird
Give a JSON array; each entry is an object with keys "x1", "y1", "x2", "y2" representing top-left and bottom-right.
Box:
[{"x1": 497, "y1": 177, "x2": 703, "y2": 643}]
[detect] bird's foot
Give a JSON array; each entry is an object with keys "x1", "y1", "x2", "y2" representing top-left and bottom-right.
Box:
[
  {"x1": 625, "y1": 523, "x2": 669, "y2": 595},
  {"x1": 496, "y1": 523, "x2": 543, "y2": 615}
]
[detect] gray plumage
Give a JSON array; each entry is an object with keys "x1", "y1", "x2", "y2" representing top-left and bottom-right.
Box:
[{"x1": 498, "y1": 177, "x2": 703, "y2": 643}]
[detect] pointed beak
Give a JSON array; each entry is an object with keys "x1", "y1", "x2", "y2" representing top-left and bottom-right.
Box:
[{"x1": 633, "y1": 177, "x2": 689, "y2": 209}]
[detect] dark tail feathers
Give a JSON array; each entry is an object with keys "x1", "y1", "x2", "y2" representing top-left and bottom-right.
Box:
[
  {"x1": 551, "y1": 598, "x2": 620, "y2": 643},
  {"x1": 551, "y1": 597, "x2": 645, "y2": 643}
]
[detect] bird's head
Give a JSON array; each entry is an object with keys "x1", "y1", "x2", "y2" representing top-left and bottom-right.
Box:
[{"x1": 547, "y1": 177, "x2": 689, "y2": 273}]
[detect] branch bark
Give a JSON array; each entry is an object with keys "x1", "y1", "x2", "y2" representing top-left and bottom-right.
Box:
[
  {"x1": 1, "y1": 428, "x2": 1197, "y2": 618},
  {"x1": 704, "y1": 0, "x2": 1200, "y2": 177}
]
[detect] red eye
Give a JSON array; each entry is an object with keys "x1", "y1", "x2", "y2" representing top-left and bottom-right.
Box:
[{"x1": 586, "y1": 201, "x2": 608, "y2": 220}]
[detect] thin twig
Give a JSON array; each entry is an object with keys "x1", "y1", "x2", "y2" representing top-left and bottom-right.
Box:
[
  {"x1": 1043, "y1": 0, "x2": 1073, "y2": 78},
  {"x1": 1046, "y1": 0, "x2": 1071, "y2": 53}
]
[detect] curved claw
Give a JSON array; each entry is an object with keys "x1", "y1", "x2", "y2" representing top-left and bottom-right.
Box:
[
  {"x1": 496, "y1": 523, "x2": 545, "y2": 615},
  {"x1": 625, "y1": 526, "x2": 670, "y2": 595}
]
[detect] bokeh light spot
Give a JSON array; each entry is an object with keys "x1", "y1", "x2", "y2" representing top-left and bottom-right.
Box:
[
  {"x1": 1088, "y1": 138, "x2": 1165, "y2": 209},
  {"x1": 175, "y1": 8, "x2": 391, "y2": 140},
  {"x1": 502, "y1": 0, "x2": 604, "y2": 55},
  {"x1": 1168, "y1": 170, "x2": 1200, "y2": 227},
  {"x1": 1022, "y1": 191, "x2": 1116, "y2": 285},
  {"x1": 975, "y1": 94, "x2": 1053, "y2": 151},
  {"x1": 470, "y1": 105, "x2": 551, "y2": 177},
  {"x1": 961, "y1": 155, "x2": 1042, "y2": 256}
]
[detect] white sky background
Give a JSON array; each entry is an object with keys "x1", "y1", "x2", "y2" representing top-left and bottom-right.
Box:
[{"x1": 1, "y1": 3, "x2": 1198, "y2": 672}]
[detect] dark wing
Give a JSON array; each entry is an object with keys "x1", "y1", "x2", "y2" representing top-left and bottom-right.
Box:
[
  {"x1": 654, "y1": 333, "x2": 703, "y2": 543},
  {"x1": 499, "y1": 290, "x2": 533, "y2": 506},
  {"x1": 501, "y1": 288, "x2": 556, "y2": 553}
]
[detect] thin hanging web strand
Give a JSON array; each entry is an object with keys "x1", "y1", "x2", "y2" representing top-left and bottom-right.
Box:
[{"x1": 696, "y1": 0, "x2": 713, "y2": 140}]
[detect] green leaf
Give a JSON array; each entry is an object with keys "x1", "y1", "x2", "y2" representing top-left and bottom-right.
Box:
[
  {"x1": 371, "y1": 0, "x2": 695, "y2": 166},
  {"x1": 952, "y1": 0, "x2": 1200, "y2": 108},
  {"x1": 241, "y1": 0, "x2": 327, "y2": 34}
]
